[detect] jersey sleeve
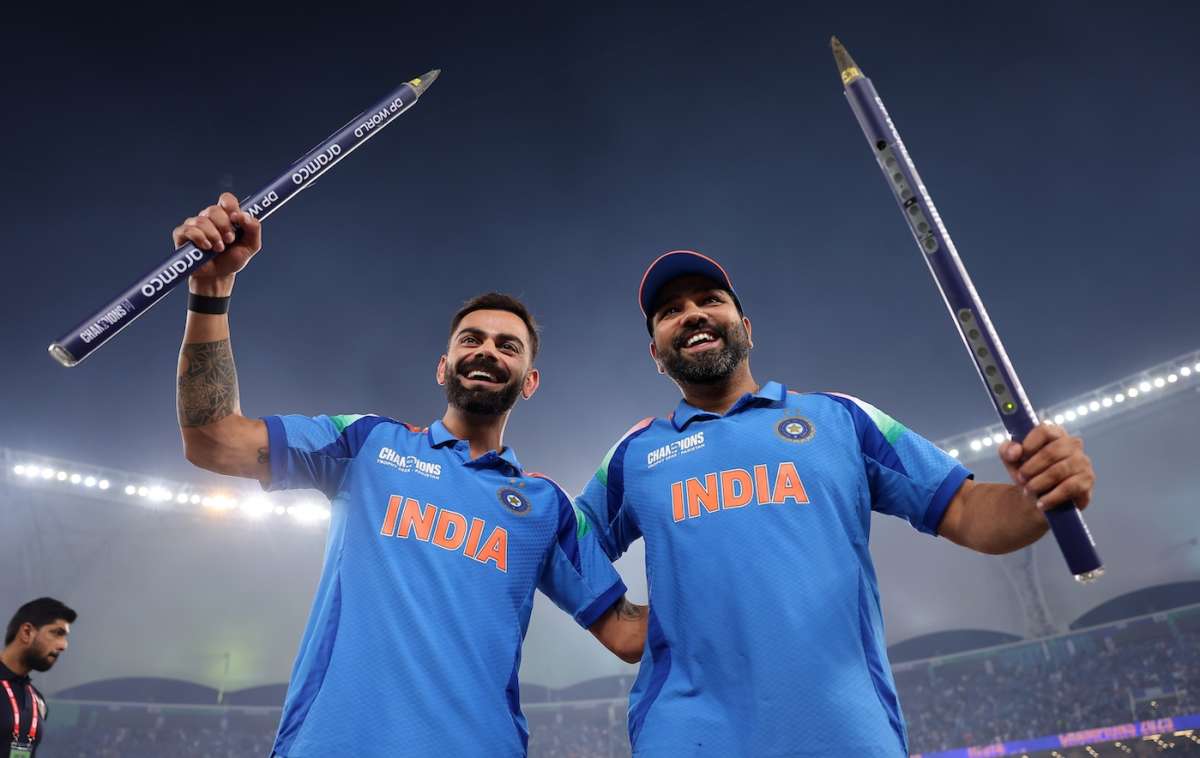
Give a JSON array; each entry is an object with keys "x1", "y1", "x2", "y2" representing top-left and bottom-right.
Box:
[
  {"x1": 822, "y1": 393, "x2": 972, "y2": 535},
  {"x1": 572, "y1": 418, "x2": 654, "y2": 560},
  {"x1": 535, "y1": 479, "x2": 628, "y2": 629},
  {"x1": 260, "y1": 413, "x2": 388, "y2": 498}
]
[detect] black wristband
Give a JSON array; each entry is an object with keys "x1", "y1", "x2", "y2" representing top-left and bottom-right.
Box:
[{"x1": 188, "y1": 292, "x2": 231, "y2": 315}]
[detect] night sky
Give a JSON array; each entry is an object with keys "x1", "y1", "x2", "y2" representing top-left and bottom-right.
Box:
[{"x1": 2, "y1": 2, "x2": 1198, "y2": 691}]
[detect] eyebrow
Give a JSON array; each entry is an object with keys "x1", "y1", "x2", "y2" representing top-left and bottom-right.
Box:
[
  {"x1": 456, "y1": 327, "x2": 526, "y2": 351},
  {"x1": 656, "y1": 288, "x2": 726, "y2": 314}
]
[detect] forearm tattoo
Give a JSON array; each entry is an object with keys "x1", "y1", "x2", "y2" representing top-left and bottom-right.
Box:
[
  {"x1": 617, "y1": 598, "x2": 646, "y2": 621},
  {"x1": 178, "y1": 340, "x2": 239, "y2": 427}
]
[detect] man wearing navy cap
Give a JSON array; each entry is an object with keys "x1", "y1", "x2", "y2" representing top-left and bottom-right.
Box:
[{"x1": 572, "y1": 250, "x2": 1096, "y2": 757}]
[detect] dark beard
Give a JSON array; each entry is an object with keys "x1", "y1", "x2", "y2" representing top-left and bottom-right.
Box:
[
  {"x1": 24, "y1": 649, "x2": 57, "y2": 672},
  {"x1": 445, "y1": 358, "x2": 522, "y2": 416},
  {"x1": 661, "y1": 321, "x2": 751, "y2": 385}
]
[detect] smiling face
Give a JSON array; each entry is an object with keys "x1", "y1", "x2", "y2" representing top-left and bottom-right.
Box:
[
  {"x1": 437, "y1": 309, "x2": 539, "y2": 416},
  {"x1": 649, "y1": 275, "x2": 752, "y2": 386}
]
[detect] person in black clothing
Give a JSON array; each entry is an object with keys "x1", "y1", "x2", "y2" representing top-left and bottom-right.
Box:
[{"x1": 1, "y1": 597, "x2": 75, "y2": 756}]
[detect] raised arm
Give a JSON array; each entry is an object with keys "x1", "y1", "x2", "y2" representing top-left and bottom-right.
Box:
[{"x1": 175, "y1": 192, "x2": 269, "y2": 482}]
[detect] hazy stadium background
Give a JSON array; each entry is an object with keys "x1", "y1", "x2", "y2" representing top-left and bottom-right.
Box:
[{"x1": 3, "y1": 2, "x2": 1199, "y2": 756}]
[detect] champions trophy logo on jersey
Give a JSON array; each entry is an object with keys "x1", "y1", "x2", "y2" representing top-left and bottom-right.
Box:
[
  {"x1": 497, "y1": 487, "x2": 532, "y2": 516},
  {"x1": 776, "y1": 416, "x2": 815, "y2": 443}
]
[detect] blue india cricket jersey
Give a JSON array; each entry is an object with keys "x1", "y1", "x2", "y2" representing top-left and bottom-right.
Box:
[
  {"x1": 574, "y1": 382, "x2": 971, "y2": 757},
  {"x1": 262, "y1": 414, "x2": 626, "y2": 758}
]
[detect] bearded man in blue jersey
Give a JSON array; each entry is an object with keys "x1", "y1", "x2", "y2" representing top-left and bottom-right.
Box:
[
  {"x1": 171, "y1": 193, "x2": 646, "y2": 758},
  {"x1": 573, "y1": 250, "x2": 1096, "y2": 757}
]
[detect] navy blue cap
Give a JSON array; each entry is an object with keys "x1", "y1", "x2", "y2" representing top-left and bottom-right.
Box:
[{"x1": 638, "y1": 250, "x2": 740, "y2": 333}]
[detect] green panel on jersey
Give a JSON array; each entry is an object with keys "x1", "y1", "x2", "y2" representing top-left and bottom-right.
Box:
[
  {"x1": 595, "y1": 446, "x2": 617, "y2": 487},
  {"x1": 848, "y1": 397, "x2": 908, "y2": 444},
  {"x1": 574, "y1": 507, "x2": 593, "y2": 539},
  {"x1": 330, "y1": 414, "x2": 366, "y2": 434}
]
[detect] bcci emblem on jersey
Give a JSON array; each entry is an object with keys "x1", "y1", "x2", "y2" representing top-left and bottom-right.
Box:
[
  {"x1": 497, "y1": 487, "x2": 532, "y2": 516},
  {"x1": 776, "y1": 416, "x2": 815, "y2": 443}
]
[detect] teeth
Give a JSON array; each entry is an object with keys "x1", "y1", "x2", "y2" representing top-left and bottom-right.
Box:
[
  {"x1": 467, "y1": 371, "x2": 496, "y2": 381},
  {"x1": 686, "y1": 332, "x2": 715, "y2": 347}
]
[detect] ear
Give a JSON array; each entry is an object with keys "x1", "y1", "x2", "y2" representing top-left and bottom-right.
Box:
[
  {"x1": 19, "y1": 622, "x2": 35, "y2": 644},
  {"x1": 649, "y1": 341, "x2": 665, "y2": 374},
  {"x1": 521, "y1": 368, "x2": 540, "y2": 400},
  {"x1": 436, "y1": 355, "x2": 448, "y2": 386},
  {"x1": 743, "y1": 315, "x2": 753, "y2": 349}
]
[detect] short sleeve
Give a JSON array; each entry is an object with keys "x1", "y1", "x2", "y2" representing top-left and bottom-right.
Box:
[
  {"x1": 821, "y1": 394, "x2": 972, "y2": 535},
  {"x1": 260, "y1": 413, "x2": 389, "y2": 498},
  {"x1": 535, "y1": 481, "x2": 627, "y2": 629},
  {"x1": 573, "y1": 418, "x2": 654, "y2": 559}
]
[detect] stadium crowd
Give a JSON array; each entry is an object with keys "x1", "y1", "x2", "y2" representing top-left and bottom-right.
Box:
[{"x1": 34, "y1": 606, "x2": 1199, "y2": 757}]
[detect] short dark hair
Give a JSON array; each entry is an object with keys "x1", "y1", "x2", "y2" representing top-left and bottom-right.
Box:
[
  {"x1": 5, "y1": 597, "x2": 77, "y2": 645},
  {"x1": 449, "y1": 292, "x2": 541, "y2": 359}
]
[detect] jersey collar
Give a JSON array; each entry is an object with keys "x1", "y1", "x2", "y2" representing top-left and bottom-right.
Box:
[
  {"x1": 671, "y1": 380, "x2": 787, "y2": 431},
  {"x1": 427, "y1": 420, "x2": 523, "y2": 474}
]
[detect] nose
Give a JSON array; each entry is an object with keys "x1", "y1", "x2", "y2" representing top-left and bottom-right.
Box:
[
  {"x1": 679, "y1": 305, "x2": 710, "y2": 326},
  {"x1": 471, "y1": 341, "x2": 503, "y2": 362}
]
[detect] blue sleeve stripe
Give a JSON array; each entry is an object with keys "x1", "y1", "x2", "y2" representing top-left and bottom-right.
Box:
[
  {"x1": 629, "y1": 609, "x2": 671, "y2": 742},
  {"x1": 819, "y1": 393, "x2": 910, "y2": 477},
  {"x1": 577, "y1": 579, "x2": 628, "y2": 629},
  {"x1": 312, "y1": 415, "x2": 393, "y2": 461},
  {"x1": 548, "y1": 484, "x2": 582, "y2": 573},
  {"x1": 605, "y1": 423, "x2": 654, "y2": 526},
  {"x1": 924, "y1": 464, "x2": 973, "y2": 535},
  {"x1": 263, "y1": 416, "x2": 289, "y2": 491}
]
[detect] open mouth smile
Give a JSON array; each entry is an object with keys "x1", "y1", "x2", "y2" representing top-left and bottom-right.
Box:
[{"x1": 678, "y1": 330, "x2": 722, "y2": 352}]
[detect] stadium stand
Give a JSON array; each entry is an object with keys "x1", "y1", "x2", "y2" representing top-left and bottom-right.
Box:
[{"x1": 35, "y1": 592, "x2": 1199, "y2": 757}]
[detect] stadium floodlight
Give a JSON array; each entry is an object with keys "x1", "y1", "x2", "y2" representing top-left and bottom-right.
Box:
[
  {"x1": 148, "y1": 486, "x2": 172, "y2": 502},
  {"x1": 991, "y1": 432, "x2": 1005, "y2": 444},
  {"x1": 97, "y1": 480, "x2": 109, "y2": 490},
  {"x1": 137, "y1": 486, "x2": 149, "y2": 497},
  {"x1": 938, "y1": 347, "x2": 1200, "y2": 464},
  {"x1": 274, "y1": 506, "x2": 286, "y2": 515},
  {"x1": 289, "y1": 500, "x2": 330, "y2": 525},
  {"x1": 176, "y1": 493, "x2": 189, "y2": 504},
  {"x1": 241, "y1": 495, "x2": 273, "y2": 519},
  {"x1": 40, "y1": 468, "x2": 54, "y2": 479},
  {"x1": 69, "y1": 473, "x2": 81, "y2": 484},
  {"x1": 948, "y1": 449, "x2": 959, "y2": 458},
  {"x1": 190, "y1": 494, "x2": 202, "y2": 505},
  {"x1": 13, "y1": 465, "x2": 24, "y2": 475},
  {"x1": 55, "y1": 471, "x2": 67, "y2": 481},
  {"x1": 84, "y1": 476, "x2": 96, "y2": 488},
  {"x1": 124, "y1": 485, "x2": 136, "y2": 495}
]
